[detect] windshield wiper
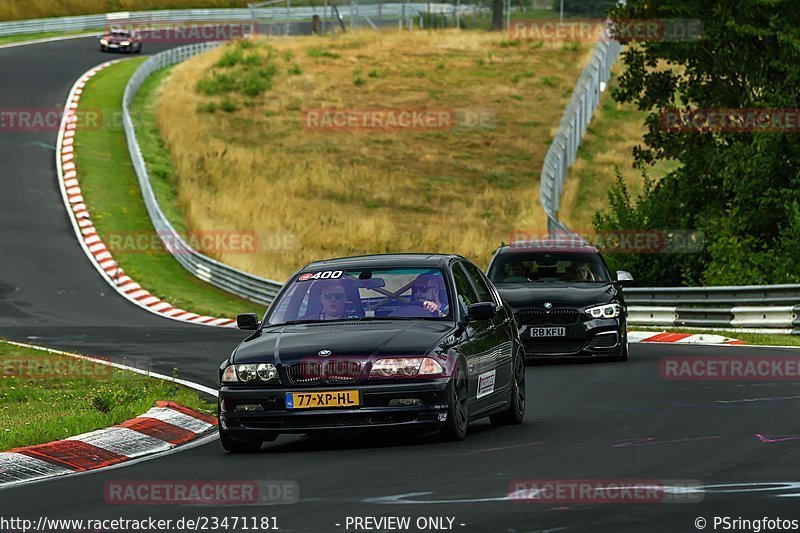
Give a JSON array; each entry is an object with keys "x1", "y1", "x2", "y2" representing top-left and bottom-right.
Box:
[{"x1": 270, "y1": 319, "x2": 330, "y2": 326}]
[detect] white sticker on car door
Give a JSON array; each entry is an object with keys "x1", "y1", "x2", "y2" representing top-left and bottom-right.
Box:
[{"x1": 476, "y1": 369, "x2": 496, "y2": 399}]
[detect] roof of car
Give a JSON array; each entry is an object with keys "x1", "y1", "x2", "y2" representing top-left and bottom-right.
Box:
[
  {"x1": 303, "y1": 253, "x2": 465, "y2": 270},
  {"x1": 497, "y1": 239, "x2": 600, "y2": 254}
]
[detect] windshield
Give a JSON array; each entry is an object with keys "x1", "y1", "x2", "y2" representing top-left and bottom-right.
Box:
[
  {"x1": 267, "y1": 267, "x2": 452, "y2": 324},
  {"x1": 488, "y1": 251, "x2": 611, "y2": 284}
]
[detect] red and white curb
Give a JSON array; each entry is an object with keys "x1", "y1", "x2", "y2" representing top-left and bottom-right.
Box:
[
  {"x1": 628, "y1": 331, "x2": 743, "y2": 345},
  {"x1": 56, "y1": 60, "x2": 235, "y2": 328},
  {"x1": 0, "y1": 402, "x2": 216, "y2": 489}
]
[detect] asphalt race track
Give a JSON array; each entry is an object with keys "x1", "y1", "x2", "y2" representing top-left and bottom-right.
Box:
[{"x1": 2, "y1": 36, "x2": 800, "y2": 533}]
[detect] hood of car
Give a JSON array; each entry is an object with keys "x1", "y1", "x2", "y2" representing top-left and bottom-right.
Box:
[
  {"x1": 495, "y1": 282, "x2": 618, "y2": 309},
  {"x1": 232, "y1": 320, "x2": 455, "y2": 364},
  {"x1": 103, "y1": 34, "x2": 132, "y2": 43}
]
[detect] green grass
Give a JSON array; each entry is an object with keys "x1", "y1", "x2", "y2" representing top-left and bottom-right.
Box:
[
  {"x1": 74, "y1": 58, "x2": 259, "y2": 318},
  {"x1": 634, "y1": 327, "x2": 800, "y2": 347},
  {"x1": 560, "y1": 70, "x2": 679, "y2": 229},
  {"x1": 0, "y1": 30, "x2": 99, "y2": 46},
  {"x1": 307, "y1": 47, "x2": 341, "y2": 59},
  {"x1": 0, "y1": 341, "x2": 214, "y2": 451}
]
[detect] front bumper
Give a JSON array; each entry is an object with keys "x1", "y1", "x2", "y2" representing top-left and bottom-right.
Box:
[
  {"x1": 519, "y1": 317, "x2": 626, "y2": 359},
  {"x1": 219, "y1": 379, "x2": 450, "y2": 437},
  {"x1": 101, "y1": 43, "x2": 134, "y2": 52}
]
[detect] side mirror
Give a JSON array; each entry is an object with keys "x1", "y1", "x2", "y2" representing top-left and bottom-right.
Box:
[
  {"x1": 466, "y1": 302, "x2": 496, "y2": 321},
  {"x1": 616, "y1": 270, "x2": 634, "y2": 286},
  {"x1": 236, "y1": 313, "x2": 259, "y2": 330}
]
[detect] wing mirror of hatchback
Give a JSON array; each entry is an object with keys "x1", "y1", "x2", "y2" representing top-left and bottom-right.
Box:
[
  {"x1": 466, "y1": 302, "x2": 496, "y2": 322},
  {"x1": 236, "y1": 313, "x2": 260, "y2": 330},
  {"x1": 615, "y1": 270, "x2": 634, "y2": 287}
]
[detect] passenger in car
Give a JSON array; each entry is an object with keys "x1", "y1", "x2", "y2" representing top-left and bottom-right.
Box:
[{"x1": 561, "y1": 262, "x2": 595, "y2": 282}]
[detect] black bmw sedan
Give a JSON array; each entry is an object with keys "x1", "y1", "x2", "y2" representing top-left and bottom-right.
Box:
[
  {"x1": 486, "y1": 241, "x2": 633, "y2": 362},
  {"x1": 218, "y1": 254, "x2": 526, "y2": 452}
]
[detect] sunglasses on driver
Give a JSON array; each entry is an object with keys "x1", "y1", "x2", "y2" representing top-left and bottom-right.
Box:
[{"x1": 322, "y1": 292, "x2": 346, "y2": 301}]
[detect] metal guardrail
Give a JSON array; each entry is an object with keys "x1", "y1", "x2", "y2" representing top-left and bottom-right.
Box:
[
  {"x1": 123, "y1": 42, "x2": 285, "y2": 306},
  {"x1": 539, "y1": 33, "x2": 621, "y2": 236},
  {"x1": 0, "y1": 4, "x2": 455, "y2": 37},
  {"x1": 625, "y1": 285, "x2": 800, "y2": 307},
  {"x1": 626, "y1": 285, "x2": 800, "y2": 332}
]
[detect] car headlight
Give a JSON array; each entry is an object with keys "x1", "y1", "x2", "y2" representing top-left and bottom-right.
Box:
[
  {"x1": 585, "y1": 303, "x2": 622, "y2": 319},
  {"x1": 222, "y1": 363, "x2": 280, "y2": 383},
  {"x1": 121, "y1": 40, "x2": 130, "y2": 46},
  {"x1": 370, "y1": 357, "x2": 444, "y2": 377},
  {"x1": 100, "y1": 38, "x2": 108, "y2": 45}
]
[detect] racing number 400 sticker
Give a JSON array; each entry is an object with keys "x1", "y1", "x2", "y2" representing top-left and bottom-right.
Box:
[
  {"x1": 297, "y1": 270, "x2": 343, "y2": 282},
  {"x1": 476, "y1": 370, "x2": 496, "y2": 399}
]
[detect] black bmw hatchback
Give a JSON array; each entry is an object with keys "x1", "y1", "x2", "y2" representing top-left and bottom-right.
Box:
[
  {"x1": 218, "y1": 254, "x2": 526, "y2": 452},
  {"x1": 487, "y1": 240, "x2": 633, "y2": 362}
]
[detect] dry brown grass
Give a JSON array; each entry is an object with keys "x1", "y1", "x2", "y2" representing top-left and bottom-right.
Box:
[{"x1": 156, "y1": 30, "x2": 593, "y2": 279}]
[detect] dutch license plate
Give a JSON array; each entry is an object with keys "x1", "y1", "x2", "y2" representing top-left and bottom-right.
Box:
[
  {"x1": 530, "y1": 327, "x2": 566, "y2": 337},
  {"x1": 285, "y1": 390, "x2": 359, "y2": 409}
]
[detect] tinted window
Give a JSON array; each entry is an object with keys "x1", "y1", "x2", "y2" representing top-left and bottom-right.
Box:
[
  {"x1": 488, "y1": 251, "x2": 611, "y2": 284},
  {"x1": 451, "y1": 264, "x2": 478, "y2": 315},
  {"x1": 460, "y1": 261, "x2": 495, "y2": 304}
]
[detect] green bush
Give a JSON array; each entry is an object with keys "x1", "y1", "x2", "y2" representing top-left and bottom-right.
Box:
[
  {"x1": 307, "y1": 48, "x2": 340, "y2": 59},
  {"x1": 220, "y1": 98, "x2": 239, "y2": 112},
  {"x1": 215, "y1": 49, "x2": 245, "y2": 68}
]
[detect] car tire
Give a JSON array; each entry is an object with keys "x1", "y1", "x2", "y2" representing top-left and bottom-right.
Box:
[
  {"x1": 490, "y1": 348, "x2": 526, "y2": 426},
  {"x1": 438, "y1": 360, "x2": 468, "y2": 441},
  {"x1": 616, "y1": 334, "x2": 629, "y2": 362},
  {"x1": 218, "y1": 424, "x2": 263, "y2": 453}
]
